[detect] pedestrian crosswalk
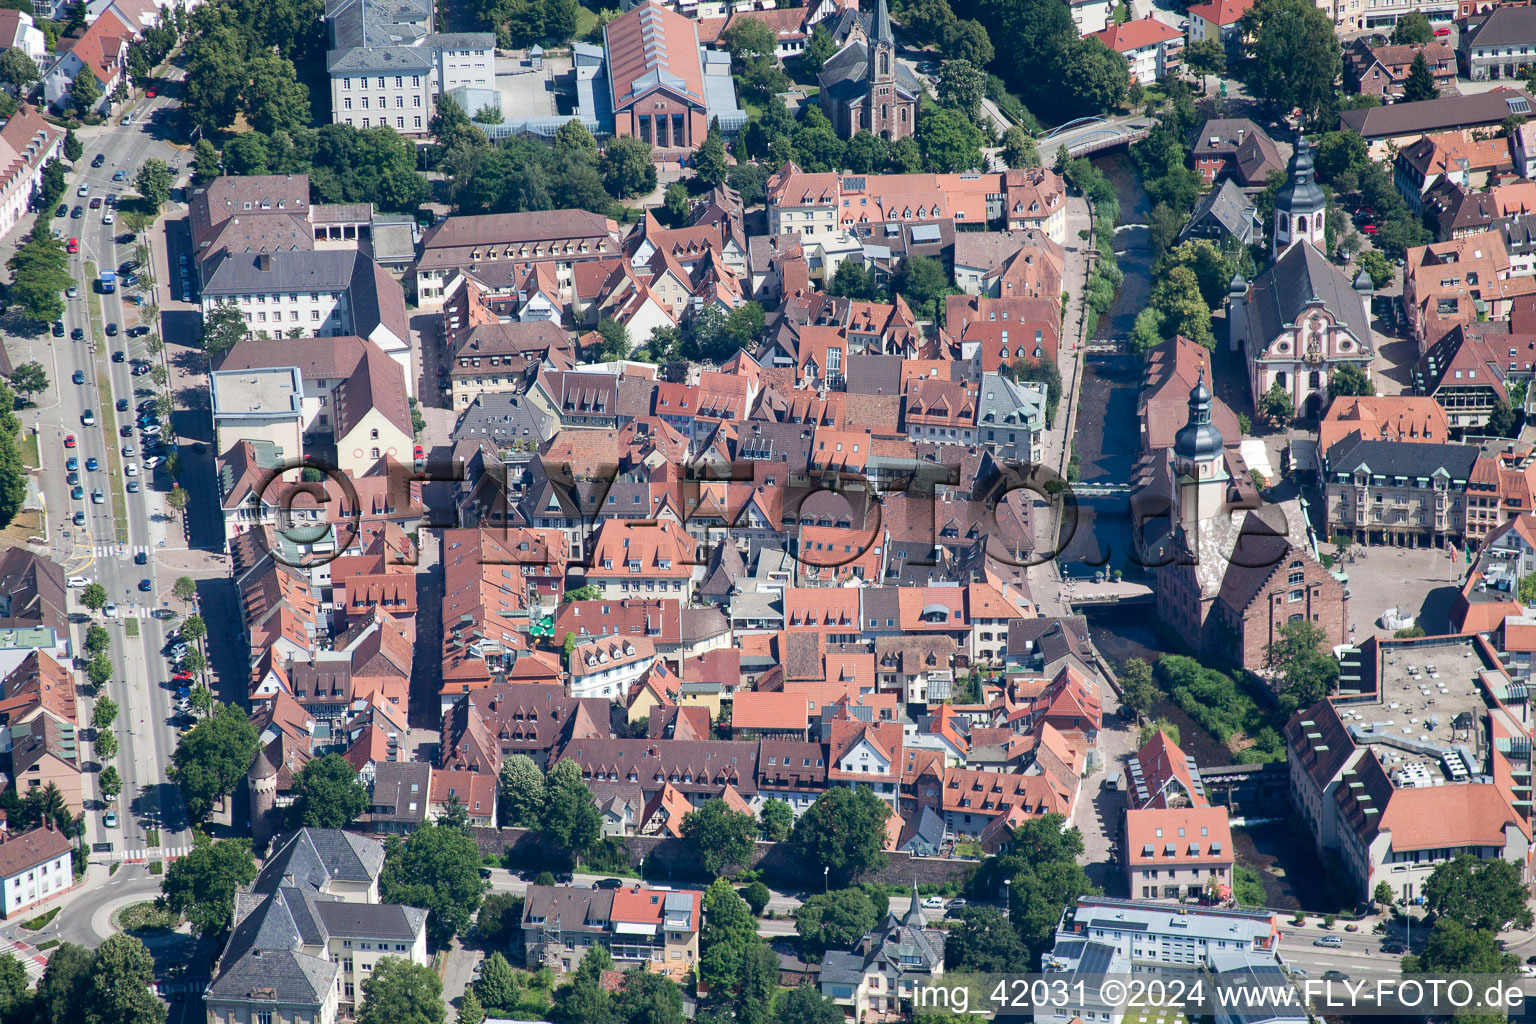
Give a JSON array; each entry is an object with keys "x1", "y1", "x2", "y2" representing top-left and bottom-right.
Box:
[
  {"x1": 0, "y1": 935, "x2": 47, "y2": 980},
  {"x1": 86, "y1": 544, "x2": 153, "y2": 558},
  {"x1": 109, "y1": 845, "x2": 192, "y2": 861}
]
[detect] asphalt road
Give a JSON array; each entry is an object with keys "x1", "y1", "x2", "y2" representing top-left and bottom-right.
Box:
[{"x1": 39, "y1": 74, "x2": 195, "y2": 865}]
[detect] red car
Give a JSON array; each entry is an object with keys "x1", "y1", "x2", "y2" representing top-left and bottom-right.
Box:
[
  {"x1": 1362, "y1": 223, "x2": 1379, "y2": 235},
  {"x1": 413, "y1": 443, "x2": 424, "y2": 461},
  {"x1": 63, "y1": 434, "x2": 76, "y2": 448},
  {"x1": 66, "y1": 237, "x2": 78, "y2": 254},
  {"x1": 1434, "y1": 26, "x2": 1450, "y2": 35},
  {"x1": 146, "y1": 87, "x2": 157, "y2": 97}
]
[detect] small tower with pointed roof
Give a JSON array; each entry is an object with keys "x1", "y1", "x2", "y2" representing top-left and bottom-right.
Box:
[
  {"x1": 866, "y1": 0, "x2": 900, "y2": 139},
  {"x1": 1273, "y1": 135, "x2": 1327, "y2": 257},
  {"x1": 1172, "y1": 369, "x2": 1229, "y2": 533}
]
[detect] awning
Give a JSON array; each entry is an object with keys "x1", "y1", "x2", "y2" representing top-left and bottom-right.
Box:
[{"x1": 613, "y1": 922, "x2": 657, "y2": 936}]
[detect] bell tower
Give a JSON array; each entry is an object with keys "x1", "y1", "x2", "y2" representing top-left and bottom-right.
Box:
[
  {"x1": 1172, "y1": 369, "x2": 1229, "y2": 533},
  {"x1": 1273, "y1": 135, "x2": 1327, "y2": 258}
]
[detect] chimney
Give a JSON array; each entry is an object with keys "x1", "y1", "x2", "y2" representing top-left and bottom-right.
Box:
[
  {"x1": 1237, "y1": 128, "x2": 1245, "y2": 145},
  {"x1": 256, "y1": 253, "x2": 272, "y2": 271}
]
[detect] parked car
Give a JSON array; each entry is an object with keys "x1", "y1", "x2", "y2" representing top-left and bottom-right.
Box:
[
  {"x1": 126, "y1": 480, "x2": 139, "y2": 493},
  {"x1": 67, "y1": 576, "x2": 89, "y2": 588},
  {"x1": 103, "y1": 810, "x2": 117, "y2": 827},
  {"x1": 922, "y1": 896, "x2": 945, "y2": 909},
  {"x1": 52, "y1": 321, "x2": 64, "y2": 337},
  {"x1": 595, "y1": 878, "x2": 624, "y2": 890},
  {"x1": 105, "y1": 322, "x2": 117, "y2": 336},
  {"x1": 1314, "y1": 935, "x2": 1343, "y2": 947},
  {"x1": 72, "y1": 511, "x2": 85, "y2": 526},
  {"x1": 91, "y1": 489, "x2": 103, "y2": 504}
]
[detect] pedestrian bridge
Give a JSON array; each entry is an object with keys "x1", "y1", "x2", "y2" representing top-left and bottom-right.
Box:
[{"x1": 1046, "y1": 116, "x2": 1153, "y2": 157}]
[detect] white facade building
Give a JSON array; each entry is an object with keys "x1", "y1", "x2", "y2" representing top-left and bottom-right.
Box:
[{"x1": 0, "y1": 825, "x2": 74, "y2": 919}]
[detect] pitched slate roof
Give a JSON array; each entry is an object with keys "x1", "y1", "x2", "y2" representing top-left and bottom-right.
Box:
[
  {"x1": 254, "y1": 827, "x2": 385, "y2": 895},
  {"x1": 1246, "y1": 241, "x2": 1369, "y2": 347}
]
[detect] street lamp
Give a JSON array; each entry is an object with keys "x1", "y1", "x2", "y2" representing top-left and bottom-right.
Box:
[
  {"x1": 1004, "y1": 878, "x2": 1012, "y2": 923},
  {"x1": 824, "y1": 865, "x2": 829, "y2": 893}
]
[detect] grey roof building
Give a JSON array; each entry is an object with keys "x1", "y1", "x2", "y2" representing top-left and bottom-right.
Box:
[
  {"x1": 1180, "y1": 178, "x2": 1262, "y2": 248},
  {"x1": 1460, "y1": 7, "x2": 1536, "y2": 82},
  {"x1": 254, "y1": 827, "x2": 386, "y2": 898},
  {"x1": 819, "y1": 884, "x2": 945, "y2": 1019},
  {"x1": 452, "y1": 392, "x2": 559, "y2": 448},
  {"x1": 360, "y1": 760, "x2": 432, "y2": 834},
  {"x1": 977, "y1": 371, "x2": 1046, "y2": 462}
]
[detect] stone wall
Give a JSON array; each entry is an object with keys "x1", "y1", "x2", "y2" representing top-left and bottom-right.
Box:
[{"x1": 469, "y1": 826, "x2": 978, "y2": 887}]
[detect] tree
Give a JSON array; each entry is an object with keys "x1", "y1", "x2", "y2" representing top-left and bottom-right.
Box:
[
  {"x1": 497, "y1": 752, "x2": 545, "y2": 826},
  {"x1": 1423, "y1": 854, "x2": 1534, "y2": 933},
  {"x1": 192, "y1": 138, "x2": 222, "y2": 185},
  {"x1": 134, "y1": 159, "x2": 173, "y2": 216},
  {"x1": 189, "y1": 685, "x2": 216, "y2": 716},
  {"x1": 32, "y1": 941, "x2": 93, "y2": 1024},
  {"x1": 162, "y1": 835, "x2": 258, "y2": 936},
  {"x1": 918, "y1": 106, "x2": 986, "y2": 173},
  {"x1": 842, "y1": 130, "x2": 888, "y2": 174},
  {"x1": 1010, "y1": 857, "x2": 1099, "y2": 959},
  {"x1": 1138, "y1": 718, "x2": 1180, "y2": 747},
  {"x1": 1402, "y1": 49, "x2": 1439, "y2": 103},
  {"x1": 945, "y1": 905, "x2": 1029, "y2": 971},
  {"x1": 1357, "y1": 249, "x2": 1394, "y2": 289},
  {"x1": 1403, "y1": 918, "x2": 1518, "y2": 977},
  {"x1": 1488, "y1": 397, "x2": 1519, "y2": 438},
  {"x1": 0, "y1": 953, "x2": 27, "y2": 1022},
  {"x1": 695, "y1": 122, "x2": 728, "y2": 189},
  {"x1": 1149, "y1": 265, "x2": 1213, "y2": 349},
  {"x1": 202, "y1": 301, "x2": 249, "y2": 363},
  {"x1": 540, "y1": 757, "x2": 603, "y2": 862},
  {"x1": 612, "y1": 968, "x2": 684, "y2": 1024},
  {"x1": 476, "y1": 892, "x2": 524, "y2": 948},
  {"x1": 936, "y1": 59, "x2": 985, "y2": 120},
  {"x1": 167, "y1": 485, "x2": 191, "y2": 521},
  {"x1": 63, "y1": 128, "x2": 83, "y2": 164},
  {"x1": 943, "y1": 18, "x2": 994, "y2": 66},
  {"x1": 590, "y1": 317, "x2": 631, "y2": 362},
  {"x1": 829, "y1": 258, "x2": 880, "y2": 300},
  {"x1": 1118, "y1": 657, "x2": 1157, "y2": 717},
  {"x1": 1266, "y1": 619, "x2": 1339, "y2": 709},
  {"x1": 98, "y1": 764, "x2": 122, "y2": 798},
  {"x1": 7, "y1": 229, "x2": 71, "y2": 324},
  {"x1": 1373, "y1": 880, "x2": 1397, "y2": 910},
  {"x1": 83, "y1": 934, "x2": 164, "y2": 1024},
  {"x1": 181, "y1": 614, "x2": 208, "y2": 643},
  {"x1": 1001, "y1": 126, "x2": 1040, "y2": 170},
  {"x1": 0, "y1": 47, "x2": 38, "y2": 93},
  {"x1": 1391, "y1": 10, "x2": 1433, "y2": 44},
  {"x1": 738, "y1": 880, "x2": 772, "y2": 916},
  {"x1": 71, "y1": 68, "x2": 101, "y2": 112},
  {"x1": 1327, "y1": 362, "x2": 1374, "y2": 400},
  {"x1": 1240, "y1": 0, "x2": 1342, "y2": 125},
  {"x1": 92, "y1": 694, "x2": 119, "y2": 731},
  {"x1": 801, "y1": 24, "x2": 836, "y2": 74},
  {"x1": 681, "y1": 798, "x2": 757, "y2": 874},
  {"x1": 795, "y1": 889, "x2": 879, "y2": 960},
  {"x1": 663, "y1": 182, "x2": 689, "y2": 225},
  {"x1": 720, "y1": 17, "x2": 776, "y2": 62},
  {"x1": 169, "y1": 703, "x2": 260, "y2": 822},
  {"x1": 290, "y1": 753, "x2": 369, "y2": 828},
  {"x1": 895, "y1": 254, "x2": 953, "y2": 321},
  {"x1": 95, "y1": 730, "x2": 117, "y2": 760},
  {"x1": 724, "y1": 300, "x2": 765, "y2": 349},
  {"x1": 700, "y1": 877, "x2": 759, "y2": 991},
  {"x1": 601, "y1": 137, "x2": 657, "y2": 199},
  {"x1": 88, "y1": 654, "x2": 114, "y2": 688},
  {"x1": 473, "y1": 951, "x2": 520, "y2": 1013},
  {"x1": 1184, "y1": 37, "x2": 1225, "y2": 92},
  {"x1": 86, "y1": 624, "x2": 112, "y2": 657},
  {"x1": 81, "y1": 583, "x2": 109, "y2": 613},
  {"x1": 1258, "y1": 380, "x2": 1293, "y2": 425},
  {"x1": 759, "y1": 797, "x2": 793, "y2": 841},
  {"x1": 381, "y1": 821, "x2": 487, "y2": 946},
  {"x1": 181, "y1": 649, "x2": 207, "y2": 676},
  {"x1": 358, "y1": 957, "x2": 446, "y2": 1024},
  {"x1": 789, "y1": 786, "x2": 891, "y2": 884},
  {"x1": 775, "y1": 985, "x2": 845, "y2": 1024},
  {"x1": 458, "y1": 989, "x2": 486, "y2": 1024},
  {"x1": 562, "y1": 584, "x2": 603, "y2": 604},
  {"x1": 241, "y1": 53, "x2": 309, "y2": 135},
  {"x1": 8, "y1": 361, "x2": 47, "y2": 402}
]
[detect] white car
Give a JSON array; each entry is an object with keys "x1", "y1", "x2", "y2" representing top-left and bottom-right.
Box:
[
  {"x1": 103, "y1": 602, "x2": 117, "y2": 618},
  {"x1": 125, "y1": 463, "x2": 138, "y2": 476},
  {"x1": 67, "y1": 576, "x2": 90, "y2": 588},
  {"x1": 103, "y1": 810, "x2": 117, "y2": 827},
  {"x1": 921, "y1": 896, "x2": 945, "y2": 909},
  {"x1": 76, "y1": 183, "x2": 88, "y2": 197},
  {"x1": 103, "y1": 212, "x2": 114, "y2": 224},
  {"x1": 143, "y1": 456, "x2": 161, "y2": 469}
]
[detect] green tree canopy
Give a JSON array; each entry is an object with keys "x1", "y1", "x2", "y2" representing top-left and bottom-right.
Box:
[
  {"x1": 162, "y1": 835, "x2": 259, "y2": 936},
  {"x1": 1240, "y1": 0, "x2": 1342, "y2": 125},
  {"x1": 83, "y1": 934, "x2": 164, "y2": 1024},
  {"x1": 1402, "y1": 49, "x2": 1439, "y2": 103},
  {"x1": 1391, "y1": 10, "x2": 1433, "y2": 44},
  {"x1": 1266, "y1": 619, "x2": 1340, "y2": 711},
  {"x1": 944, "y1": 905, "x2": 1030, "y2": 971},
  {"x1": 600, "y1": 137, "x2": 657, "y2": 199},
  {"x1": 1422, "y1": 854, "x2": 1534, "y2": 933},
  {"x1": 170, "y1": 703, "x2": 260, "y2": 822},
  {"x1": 358, "y1": 957, "x2": 446, "y2": 1024},
  {"x1": 700, "y1": 877, "x2": 759, "y2": 992},
  {"x1": 789, "y1": 786, "x2": 891, "y2": 884},
  {"x1": 681, "y1": 798, "x2": 757, "y2": 874},
  {"x1": 540, "y1": 757, "x2": 603, "y2": 861},
  {"x1": 289, "y1": 753, "x2": 369, "y2": 829},
  {"x1": 794, "y1": 889, "x2": 879, "y2": 960},
  {"x1": 497, "y1": 753, "x2": 546, "y2": 826},
  {"x1": 380, "y1": 821, "x2": 487, "y2": 947},
  {"x1": 758, "y1": 797, "x2": 793, "y2": 841}
]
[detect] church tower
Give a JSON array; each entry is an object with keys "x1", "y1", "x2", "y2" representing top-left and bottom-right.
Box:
[
  {"x1": 1273, "y1": 135, "x2": 1327, "y2": 257},
  {"x1": 866, "y1": 0, "x2": 898, "y2": 139},
  {"x1": 1172, "y1": 369, "x2": 1229, "y2": 534}
]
